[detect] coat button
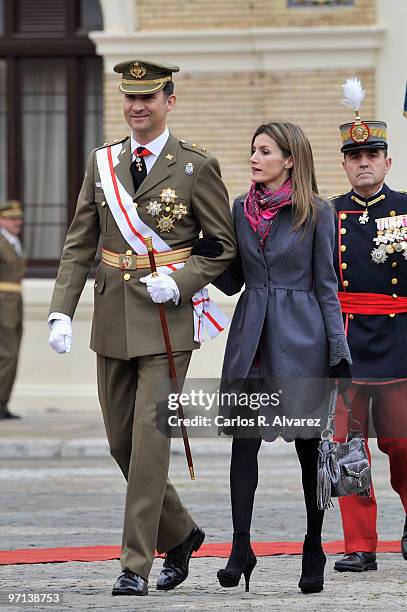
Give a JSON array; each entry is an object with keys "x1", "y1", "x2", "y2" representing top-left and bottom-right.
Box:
[
  {"x1": 349, "y1": 314, "x2": 354, "y2": 320},
  {"x1": 391, "y1": 278, "x2": 398, "y2": 285},
  {"x1": 341, "y1": 245, "x2": 347, "y2": 252},
  {"x1": 340, "y1": 213, "x2": 347, "y2": 220},
  {"x1": 124, "y1": 273, "x2": 131, "y2": 281},
  {"x1": 389, "y1": 313, "x2": 396, "y2": 318},
  {"x1": 101, "y1": 200, "x2": 106, "y2": 207},
  {"x1": 343, "y1": 280, "x2": 349, "y2": 287},
  {"x1": 94, "y1": 282, "x2": 97, "y2": 289},
  {"x1": 341, "y1": 263, "x2": 348, "y2": 270},
  {"x1": 126, "y1": 250, "x2": 132, "y2": 256},
  {"x1": 389, "y1": 210, "x2": 396, "y2": 216},
  {"x1": 392, "y1": 261, "x2": 398, "y2": 268},
  {"x1": 393, "y1": 294, "x2": 398, "y2": 299},
  {"x1": 340, "y1": 228, "x2": 347, "y2": 235}
]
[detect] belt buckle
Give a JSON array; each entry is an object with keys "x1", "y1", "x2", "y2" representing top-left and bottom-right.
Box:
[{"x1": 119, "y1": 254, "x2": 135, "y2": 270}]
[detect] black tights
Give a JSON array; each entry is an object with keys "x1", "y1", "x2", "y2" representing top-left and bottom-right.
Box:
[{"x1": 230, "y1": 437, "x2": 324, "y2": 538}]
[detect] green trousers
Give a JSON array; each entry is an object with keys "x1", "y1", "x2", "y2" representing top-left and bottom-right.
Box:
[{"x1": 97, "y1": 351, "x2": 195, "y2": 579}]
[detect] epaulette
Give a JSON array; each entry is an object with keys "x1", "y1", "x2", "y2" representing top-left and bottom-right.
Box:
[
  {"x1": 96, "y1": 135, "x2": 129, "y2": 150},
  {"x1": 328, "y1": 193, "x2": 346, "y2": 201},
  {"x1": 397, "y1": 189, "x2": 407, "y2": 194},
  {"x1": 179, "y1": 139, "x2": 208, "y2": 157}
]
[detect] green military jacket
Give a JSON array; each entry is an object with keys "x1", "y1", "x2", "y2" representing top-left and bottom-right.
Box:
[
  {"x1": 0, "y1": 233, "x2": 24, "y2": 330},
  {"x1": 50, "y1": 131, "x2": 236, "y2": 359}
]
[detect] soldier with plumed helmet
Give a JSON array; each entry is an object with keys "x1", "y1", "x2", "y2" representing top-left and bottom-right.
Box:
[{"x1": 331, "y1": 77, "x2": 407, "y2": 572}]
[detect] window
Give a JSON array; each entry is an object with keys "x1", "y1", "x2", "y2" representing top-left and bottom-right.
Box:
[
  {"x1": 0, "y1": 61, "x2": 6, "y2": 201},
  {"x1": 288, "y1": 0, "x2": 354, "y2": 6},
  {"x1": 0, "y1": 0, "x2": 4, "y2": 35},
  {"x1": 0, "y1": 0, "x2": 103, "y2": 276},
  {"x1": 80, "y1": 0, "x2": 104, "y2": 32}
]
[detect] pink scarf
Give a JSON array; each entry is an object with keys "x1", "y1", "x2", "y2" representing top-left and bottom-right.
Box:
[{"x1": 244, "y1": 178, "x2": 293, "y2": 246}]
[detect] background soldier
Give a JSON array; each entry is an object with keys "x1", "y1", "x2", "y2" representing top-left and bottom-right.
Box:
[
  {"x1": 331, "y1": 79, "x2": 407, "y2": 572},
  {"x1": 0, "y1": 200, "x2": 24, "y2": 420},
  {"x1": 48, "y1": 60, "x2": 236, "y2": 596}
]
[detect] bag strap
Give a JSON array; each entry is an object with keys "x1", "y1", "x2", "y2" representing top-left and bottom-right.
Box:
[
  {"x1": 342, "y1": 390, "x2": 363, "y2": 438},
  {"x1": 320, "y1": 387, "x2": 362, "y2": 442}
]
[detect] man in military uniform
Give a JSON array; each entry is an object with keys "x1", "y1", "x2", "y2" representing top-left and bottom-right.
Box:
[
  {"x1": 331, "y1": 87, "x2": 407, "y2": 572},
  {"x1": 48, "y1": 60, "x2": 236, "y2": 595},
  {"x1": 0, "y1": 200, "x2": 24, "y2": 420}
]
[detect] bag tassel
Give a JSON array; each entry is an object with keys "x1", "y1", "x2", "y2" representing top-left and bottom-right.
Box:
[{"x1": 317, "y1": 441, "x2": 334, "y2": 510}]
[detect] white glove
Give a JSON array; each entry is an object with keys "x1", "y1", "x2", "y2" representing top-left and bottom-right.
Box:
[
  {"x1": 48, "y1": 318, "x2": 73, "y2": 354},
  {"x1": 140, "y1": 273, "x2": 180, "y2": 304}
]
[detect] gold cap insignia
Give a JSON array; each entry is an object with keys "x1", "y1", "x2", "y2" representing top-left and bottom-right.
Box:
[
  {"x1": 130, "y1": 63, "x2": 147, "y2": 79},
  {"x1": 350, "y1": 121, "x2": 370, "y2": 144}
]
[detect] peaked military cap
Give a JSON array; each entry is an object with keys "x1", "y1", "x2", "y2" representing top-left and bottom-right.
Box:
[
  {"x1": 0, "y1": 200, "x2": 23, "y2": 219},
  {"x1": 339, "y1": 77, "x2": 387, "y2": 153},
  {"x1": 113, "y1": 59, "x2": 180, "y2": 95}
]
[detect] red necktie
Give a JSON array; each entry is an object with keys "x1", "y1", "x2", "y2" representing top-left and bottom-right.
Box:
[{"x1": 131, "y1": 147, "x2": 152, "y2": 191}]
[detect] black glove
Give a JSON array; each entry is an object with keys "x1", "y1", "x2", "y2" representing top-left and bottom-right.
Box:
[
  {"x1": 330, "y1": 359, "x2": 352, "y2": 394},
  {"x1": 191, "y1": 236, "x2": 224, "y2": 258}
]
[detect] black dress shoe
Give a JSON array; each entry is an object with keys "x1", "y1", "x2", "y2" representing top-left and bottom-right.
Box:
[
  {"x1": 112, "y1": 570, "x2": 148, "y2": 596},
  {"x1": 334, "y1": 552, "x2": 377, "y2": 572},
  {"x1": 0, "y1": 406, "x2": 21, "y2": 419},
  {"x1": 402, "y1": 515, "x2": 407, "y2": 560},
  {"x1": 156, "y1": 525, "x2": 205, "y2": 591}
]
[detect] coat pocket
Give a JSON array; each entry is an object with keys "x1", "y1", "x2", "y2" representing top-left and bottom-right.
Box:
[
  {"x1": 95, "y1": 191, "x2": 116, "y2": 236},
  {"x1": 341, "y1": 459, "x2": 371, "y2": 495},
  {"x1": 94, "y1": 267, "x2": 106, "y2": 294}
]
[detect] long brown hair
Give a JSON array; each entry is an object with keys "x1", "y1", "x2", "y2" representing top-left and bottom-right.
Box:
[{"x1": 251, "y1": 122, "x2": 319, "y2": 228}]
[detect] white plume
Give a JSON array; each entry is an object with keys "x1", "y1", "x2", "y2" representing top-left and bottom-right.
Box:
[{"x1": 341, "y1": 78, "x2": 366, "y2": 112}]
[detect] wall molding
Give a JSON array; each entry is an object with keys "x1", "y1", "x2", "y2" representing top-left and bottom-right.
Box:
[{"x1": 91, "y1": 26, "x2": 385, "y2": 73}]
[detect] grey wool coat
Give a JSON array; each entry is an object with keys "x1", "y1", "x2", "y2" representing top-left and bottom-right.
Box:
[{"x1": 213, "y1": 194, "x2": 352, "y2": 440}]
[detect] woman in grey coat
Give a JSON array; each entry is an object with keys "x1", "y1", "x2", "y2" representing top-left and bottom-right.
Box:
[{"x1": 211, "y1": 122, "x2": 352, "y2": 594}]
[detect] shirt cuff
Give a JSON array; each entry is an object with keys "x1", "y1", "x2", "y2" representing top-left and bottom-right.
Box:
[{"x1": 48, "y1": 312, "x2": 72, "y2": 327}]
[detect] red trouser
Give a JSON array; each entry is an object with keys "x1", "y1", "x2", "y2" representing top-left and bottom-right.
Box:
[{"x1": 335, "y1": 382, "x2": 407, "y2": 553}]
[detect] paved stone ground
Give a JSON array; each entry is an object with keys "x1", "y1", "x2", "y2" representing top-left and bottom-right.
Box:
[{"x1": 0, "y1": 407, "x2": 406, "y2": 610}]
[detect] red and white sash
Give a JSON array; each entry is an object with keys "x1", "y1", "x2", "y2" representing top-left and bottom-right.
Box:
[{"x1": 96, "y1": 142, "x2": 229, "y2": 342}]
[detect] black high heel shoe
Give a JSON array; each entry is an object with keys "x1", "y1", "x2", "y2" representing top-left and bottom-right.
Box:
[
  {"x1": 217, "y1": 533, "x2": 257, "y2": 592},
  {"x1": 298, "y1": 534, "x2": 326, "y2": 594}
]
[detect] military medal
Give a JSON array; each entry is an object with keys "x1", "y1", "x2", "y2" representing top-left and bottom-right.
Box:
[
  {"x1": 146, "y1": 200, "x2": 162, "y2": 217},
  {"x1": 160, "y1": 187, "x2": 177, "y2": 204},
  {"x1": 371, "y1": 214, "x2": 407, "y2": 263},
  {"x1": 146, "y1": 187, "x2": 189, "y2": 233},
  {"x1": 371, "y1": 244, "x2": 388, "y2": 264},
  {"x1": 358, "y1": 210, "x2": 369, "y2": 224},
  {"x1": 157, "y1": 216, "x2": 175, "y2": 232},
  {"x1": 135, "y1": 156, "x2": 143, "y2": 172}
]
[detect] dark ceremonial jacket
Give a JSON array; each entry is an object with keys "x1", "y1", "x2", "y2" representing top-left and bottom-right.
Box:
[
  {"x1": 332, "y1": 184, "x2": 407, "y2": 380},
  {"x1": 49, "y1": 132, "x2": 236, "y2": 359}
]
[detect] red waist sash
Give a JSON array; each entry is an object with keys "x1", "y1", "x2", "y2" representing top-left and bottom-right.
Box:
[{"x1": 338, "y1": 291, "x2": 407, "y2": 315}]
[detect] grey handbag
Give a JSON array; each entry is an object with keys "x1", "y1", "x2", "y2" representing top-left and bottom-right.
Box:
[{"x1": 317, "y1": 386, "x2": 371, "y2": 510}]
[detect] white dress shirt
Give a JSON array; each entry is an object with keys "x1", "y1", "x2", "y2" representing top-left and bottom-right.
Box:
[{"x1": 130, "y1": 127, "x2": 169, "y2": 175}]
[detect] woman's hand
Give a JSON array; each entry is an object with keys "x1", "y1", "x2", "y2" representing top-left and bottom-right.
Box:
[{"x1": 330, "y1": 359, "x2": 352, "y2": 393}]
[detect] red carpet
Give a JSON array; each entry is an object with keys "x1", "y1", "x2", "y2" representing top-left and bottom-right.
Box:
[{"x1": 0, "y1": 541, "x2": 401, "y2": 566}]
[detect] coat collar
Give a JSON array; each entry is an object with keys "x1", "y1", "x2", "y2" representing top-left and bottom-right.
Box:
[{"x1": 349, "y1": 183, "x2": 389, "y2": 208}]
